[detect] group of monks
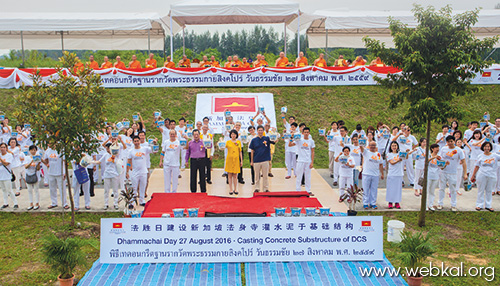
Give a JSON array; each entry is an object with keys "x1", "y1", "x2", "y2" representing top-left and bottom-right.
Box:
[{"x1": 73, "y1": 52, "x2": 385, "y2": 72}]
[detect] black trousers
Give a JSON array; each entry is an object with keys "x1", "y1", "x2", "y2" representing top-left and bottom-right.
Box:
[
  {"x1": 190, "y1": 158, "x2": 206, "y2": 193},
  {"x1": 87, "y1": 168, "x2": 95, "y2": 196},
  {"x1": 238, "y1": 151, "x2": 244, "y2": 182},
  {"x1": 204, "y1": 156, "x2": 212, "y2": 182},
  {"x1": 248, "y1": 152, "x2": 255, "y2": 184}
]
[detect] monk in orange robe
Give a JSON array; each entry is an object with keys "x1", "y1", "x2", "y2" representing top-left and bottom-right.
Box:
[
  {"x1": 232, "y1": 55, "x2": 243, "y2": 68},
  {"x1": 275, "y1": 52, "x2": 289, "y2": 67},
  {"x1": 145, "y1": 53, "x2": 157, "y2": 68},
  {"x1": 163, "y1": 56, "x2": 175, "y2": 68},
  {"x1": 352, "y1": 56, "x2": 367, "y2": 66},
  {"x1": 295, "y1": 52, "x2": 308, "y2": 67},
  {"x1": 182, "y1": 55, "x2": 191, "y2": 68},
  {"x1": 114, "y1": 56, "x2": 126, "y2": 69},
  {"x1": 223, "y1": 56, "x2": 233, "y2": 68},
  {"x1": 129, "y1": 55, "x2": 142, "y2": 69},
  {"x1": 73, "y1": 57, "x2": 84, "y2": 73},
  {"x1": 334, "y1": 55, "x2": 348, "y2": 67},
  {"x1": 101, "y1": 56, "x2": 113, "y2": 69},
  {"x1": 87, "y1": 55, "x2": 99, "y2": 69},
  {"x1": 370, "y1": 57, "x2": 385, "y2": 67},
  {"x1": 259, "y1": 55, "x2": 269, "y2": 67},
  {"x1": 199, "y1": 55, "x2": 212, "y2": 67},
  {"x1": 253, "y1": 54, "x2": 261, "y2": 67},
  {"x1": 210, "y1": 55, "x2": 220, "y2": 67},
  {"x1": 314, "y1": 53, "x2": 327, "y2": 67},
  {"x1": 241, "y1": 57, "x2": 250, "y2": 68}
]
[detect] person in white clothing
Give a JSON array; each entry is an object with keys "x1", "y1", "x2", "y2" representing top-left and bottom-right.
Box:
[
  {"x1": 395, "y1": 126, "x2": 418, "y2": 186},
  {"x1": 175, "y1": 117, "x2": 188, "y2": 170},
  {"x1": 8, "y1": 138, "x2": 23, "y2": 196},
  {"x1": 285, "y1": 122, "x2": 299, "y2": 179},
  {"x1": 464, "y1": 121, "x2": 480, "y2": 142},
  {"x1": 436, "y1": 125, "x2": 450, "y2": 149},
  {"x1": 360, "y1": 141, "x2": 384, "y2": 209},
  {"x1": 1, "y1": 118, "x2": 12, "y2": 144},
  {"x1": 324, "y1": 121, "x2": 339, "y2": 178},
  {"x1": 160, "y1": 130, "x2": 182, "y2": 193},
  {"x1": 386, "y1": 141, "x2": 404, "y2": 209},
  {"x1": 351, "y1": 124, "x2": 366, "y2": 139},
  {"x1": 42, "y1": 146, "x2": 68, "y2": 209},
  {"x1": 127, "y1": 136, "x2": 152, "y2": 206},
  {"x1": 469, "y1": 130, "x2": 486, "y2": 176},
  {"x1": 335, "y1": 146, "x2": 355, "y2": 199},
  {"x1": 426, "y1": 144, "x2": 442, "y2": 211},
  {"x1": 94, "y1": 142, "x2": 124, "y2": 210},
  {"x1": 138, "y1": 131, "x2": 157, "y2": 197},
  {"x1": 332, "y1": 126, "x2": 350, "y2": 186},
  {"x1": 471, "y1": 142, "x2": 500, "y2": 212},
  {"x1": 437, "y1": 136, "x2": 467, "y2": 211},
  {"x1": 409, "y1": 138, "x2": 426, "y2": 196},
  {"x1": 24, "y1": 145, "x2": 41, "y2": 210},
  {"x1": 72, "y1": 156, "x2": 91, "y2": 211},
  {"x1": 289, "y1": 127, "x2": 315, "y2": 194},
  {"x1": 0, "y1": 143, "x2": 18, "y2": 209},
  {"x1": 348, "y1": 135, "x2": 362, "y2": 187}
]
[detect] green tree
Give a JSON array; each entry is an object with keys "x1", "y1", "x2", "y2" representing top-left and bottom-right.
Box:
[
  {"x1": 364, "y1": 5, "x2": 498, "y2": 227},
  {"x1": 14, "y1": 51, "x2": 107, "y2": 226}
]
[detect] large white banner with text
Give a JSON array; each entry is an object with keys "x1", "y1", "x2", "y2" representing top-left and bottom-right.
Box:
[
  {"x1": 100, "y1": 216, "x2": 383, "y2": 264},
  {"x1": 195, "y1": 93, "x2": 277, "y2": 134}
]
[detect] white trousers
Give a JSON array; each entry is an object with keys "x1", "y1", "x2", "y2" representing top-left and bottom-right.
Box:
[
  {"x1": 48, "y1": 174, "x2": 66, "y2": 207},
  {"x1": 42, "y1": 163, "x2": 49, "y2": 184},
  {"x1": 438, "y1": 172, "x2": 457, "y2": 207},
  {"x1": 338, "y1": 175, "x2": 353, "y2": 196},
  {"x1": 497, "y1": 167, "x2": 500, "y2": 192},
  {"x1": 27, "y1": 182, "x2": 39, "y2": 205},
  {"x1": 328, "y1": 151, "x2": 335, "y2": 175},
  {"x1": 104, "y1": 177, "x2": 119, "y2": 206},
  {"x1": 403, "y1": 157, "x2": 415, "y2": 185},
  {"x1": 132, "y1": 173, "x2": 148, "y2": 204},
  {"x1": 426, "y1": 178, "x2": 439, "y2": 208},
  {"x1": 11, "y1": 166, "x2": 22, "y2": 191},
  {"x1": 181, "y1": 149, "x2": 187, "y2": 169},
  {"x1": 362, "y1": 174, "x2": 379, "y2": 206},
  {"x1": 0, "y1": 179, "x2": 17, "y2": 206},
  {"x1": 163, "y1": 165, "x2": 180, "y2": 193},
  {"x1": 414, "y1": 168, "x2": 424, "y2": 190},
  {"x1": 476, "y1": 174, "x2": 496, "y2": 209},
  {"x1": 333, "y1": 160, "x2": 340, "y2": 182},
  {"x1": 285, "y1": 152, "x2": 297, "y2": 177},
  {"x1": 295, "y1": 162, "x2": 311, "y2": 192},
  {"x1": 73, "y1": 176, "x2": 90, "y2": 208}
]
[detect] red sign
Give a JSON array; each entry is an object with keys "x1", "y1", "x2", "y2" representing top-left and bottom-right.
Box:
[
  {"x1": 113, "y1": 223, "x2": 123, "y2": 229},
  {"x1": 482, "y1": 72, "x2": 492, "y2": 77},
  {"x1": 361, "y1": 221, "x2": 371, "y2": 227},
  {"x1": 213, "y1": 96, "x2": 257, "y2": 113}
]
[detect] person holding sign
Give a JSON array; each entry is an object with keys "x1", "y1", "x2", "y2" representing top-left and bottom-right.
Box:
[
  {"x1": 126, "y1": 136, "x2": 152, "y2": 206},
  {"x1": 185, "y1": 130, "x2": 207, "y2": 193},
  {"x1": 24, "y1": 145, "x2": 41, "y2": 210},
  {"x1": 359, "y1": 141, "x2": 384, "y2": 210},
  {"x1": 335, "y1": 146, "x2": 355, "y2": 199},
  {"x1": 471, "y1": 142, "x2": 500, "y2": 212},
  {"x1": 289, "y1": 127, "x2": 315, "y2": 194},
  {"x1": 0, "y1": 143, "x2": 17, "y2": 209},
  {"x1": 437, "y1": 136, "x2": 467, "y2": 212},
  {"x1": 386, "y1": 141, "x2": 404, "y2": 209},
  {"x1": 160, "y1": 129, "x2": 182, "y2": 193},
  {"x1": 225, "y1": 130, "x2": 243, "y2": 195}
]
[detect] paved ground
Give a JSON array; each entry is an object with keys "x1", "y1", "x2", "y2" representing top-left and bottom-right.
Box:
[{"x1": 1, "y1": 168, "x2": 498, "y2": 213}]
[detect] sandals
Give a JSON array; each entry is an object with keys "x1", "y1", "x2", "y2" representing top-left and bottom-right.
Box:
[
  {"x1": 414, "y1": 190, "x2": 420, "y2": 197},
  {"x1": 497, "y1": 191, "x2": 500, "y2": 195},
  {"x1": 475, "y1": 207, "x2": 482, "y2": 211},
  {"x1": 485, "y1": 208, "x2": 494, "y2": 212},
  {"x1": 229, "y1": 192, "x2": 234, "y2": 195},
  {"x1": 234, "y1": 191, "x2": 239, "y2": 195}
]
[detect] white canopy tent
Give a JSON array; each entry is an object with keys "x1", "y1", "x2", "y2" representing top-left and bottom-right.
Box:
[
  {"x1": 302, "y1": 10, "x2": 500, "y2": 51},
  {"x1": 167, "y1": 0, "x2": 301, "y2": 58},
  {"x1": 0, "y1": 13, "x2": 170, "y2": 65}
]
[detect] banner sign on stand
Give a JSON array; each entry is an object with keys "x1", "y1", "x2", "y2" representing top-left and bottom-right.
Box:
[
  {"x1": 195, "y1": 93, "x2": 277, "y2": 134},
  {"x1": 100, "y1": 216, "x2": 383, "y2": 264}
]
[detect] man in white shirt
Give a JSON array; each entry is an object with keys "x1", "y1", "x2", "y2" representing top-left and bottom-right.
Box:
[
  {"x1": 160, "y1": 130, "x2": 182, "y2": 193},
  {"x1": 127, "y1": 136, "x2": 152, "y2": 206},
  {"x1": 176, "y1": 118, "x2": 188, "y2": 170},
  {"x1": 200, "y1": 124, "x2": 214, "y2": 184},
  {"x1": 436, "y1": 124, "x2": 450, "y2": 148},
  {"x1": 332, "y1": 126, "x2": 350, "y2": 186},
  {"x1": 284, "y1": 122, "x2": 299, "y2": 179},
  {"x1": 289, "y1": 127, "x2": 315, "y2": 194},
  {"x1": 487, "y1": 117, "x2": 500, "y2": 143},
  {"x1": 42, "y1": 146, "x2": 68, "y2": 209},
  {"x1": 399, "y1": 126, "x2": 418, "y2": 186},
  {"x1": 324, "y1": 121, "x2": 340, "y2": 178},
  {"x1": 360, "y1": 141, "x2": 384, "y2": 209},
  {"x1": 464, "y1": 121, "x2": 480, "y2": 142},
  {"x1": 437, "y1": 135, "x2": 467, "y2": 212}
]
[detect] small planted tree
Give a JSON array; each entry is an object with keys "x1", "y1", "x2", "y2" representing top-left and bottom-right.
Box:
[
  {"x1": 364, "y1": 5, "x2": 498, "y2": 226},
  {"x1": 14, "y1": 51, "x2": 107, "y2": 226}
]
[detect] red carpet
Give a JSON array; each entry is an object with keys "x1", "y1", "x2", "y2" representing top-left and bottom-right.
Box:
[{"x1": 141, "y1": 192, "x2": 322, "y2": 217}]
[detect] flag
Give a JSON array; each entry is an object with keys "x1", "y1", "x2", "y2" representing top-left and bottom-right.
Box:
[
  {"x1": 213, "y1": 96, "x2": 257, "y2": 113},
  {"x1": 113, "y1": 223, "x2": 123, "y2": 229},
  {"x1": 482, "y1": 72, "x2": 492, "y2": 77},
  {"x1": 361, "y1": 221, "x2": 371, "y2": 227}
]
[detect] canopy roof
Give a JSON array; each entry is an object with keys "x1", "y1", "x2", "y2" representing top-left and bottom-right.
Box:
[{"x1": 169, "y1": 0, "x2": 300, "y2": 27}]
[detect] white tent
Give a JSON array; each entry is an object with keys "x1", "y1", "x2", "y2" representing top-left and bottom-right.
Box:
[
  {"x1": 0, "y1": 12, "x2": 170, "y2": 64},
  {"x1": 303, "y1": 10, "x2": 500, "y2": 49},
  {"x1": 167, "y1": 0, "x2": 301, "y2": 57}
]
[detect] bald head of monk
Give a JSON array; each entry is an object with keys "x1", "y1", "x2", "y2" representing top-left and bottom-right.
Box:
[
  {"x1": 166, "y1": 56, "x2": 171, "y2": 61},
  {"x1": 319, "y1": 53, "x2": 324, "y2": 59},
  {"x1": 132, "y1": 55, "x2": 137, "y2": 61},
  {"x1": 261, "y1": 55, "x2": 266, "y2": 60},
  {"x1": 227, "y1": 56, "x2": 232, "y2": 62},
  {"x1": 233, "y1": 55, "x2": 239, "y2": 61},
  {"x1": 299, "y1": 52, "x2": 304, "y2": 58},
  {"x1": 182, "y1": 55, "x2": 188, "y2": 61},
  {"x1": 202, "y1": 55, "x2": 208, "y2": 61},
  {"x1": 242, "y1": 57, "x2": 247, "y2": 63},
  {"x1": 103, "y1": 56, "x2": 109, "y2": 62},
  {"x1": 116, "y1": 56, "x2": 121, "y2": 62},
  {"x1": 89, "y1": 55, "x2": 94, "y2": 61},
  {"x1": 210, "y1": 55, "x2": 216, "y2": 61},
  {"x1": 149, "y1": 53, "x2": 154, "y2": 60},
  {"x1": 279, "y1": 52, "x2": 285, "y2": 58},
  {"x1": 339, "y1": 55, "x2": 344, "y2": 59}
]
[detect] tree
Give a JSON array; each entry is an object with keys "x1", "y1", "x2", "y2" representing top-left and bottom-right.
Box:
[
  {"x1": 14, "y1": 51, "x2": 107, "y2": 226},
  {"x1": 364, "y1": 5, "x2": 498, "y2": 227}
]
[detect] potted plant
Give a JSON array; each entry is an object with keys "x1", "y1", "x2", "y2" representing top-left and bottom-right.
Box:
[
  {"x1": 41, "y1": 234, "x2": 87, "y2": 286},
  {"x1": 397, "y1": 231, "x2": 435, "y2": 286},
  {"x1": 118, "y1": 184, "x2": 138, "y2": 217},
  {"x1": 339, "y1": 184, "x2": 363, "y2": 216}
]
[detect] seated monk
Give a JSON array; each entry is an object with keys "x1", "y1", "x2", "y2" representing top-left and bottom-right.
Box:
[
  {"x1": 232, "y1": 55, "x2": 243, "y2": 68},
  {"x1": 259, "y1": 55, "x2": 269, "y2": 67},
  {"x1": 73, "y1": 57, "x2": 84, "y2": 73},
  {"x1": 87, "y1": 55, "x2": 99, "y2": 69},
  {"x1": 101, "y1": 56, "x2": 113, "y2": 69},
  {"x1": 314, "y1": 53, "x2": 327, "y2": 67},
  {"x1": 275, "y1": 52, "x2": 289, "y2": 67},
  {"x1": 224, "y1": 56, "x2": 233, "y2": 68},
  {"x1": 210, "y1": 55, "x2": 220, "y2": 67},
  {"x1": 334, "y1": 55, "x2": 348, "y2": 67},
  {"x1": 253, "y1": 54, "x2": 262, "y2": 67},
  {"x1": 370, "y1": 57, "x2": 385, "y2": 67},
  {"x1": 164, "y1": 56, "x2": 175, "y2": 68},
  {"x1": 114, "y1": 56, "x2": 126, "y2": 69},
  {"x1": 182, "y1": 55, "x2": 191, "y2": 68},
  {"x1": 129, "y1": 55, "x2": 142, "y2": 69},
  {"x1": 199, "y1": 55, "x2": 212, "y2": 68},
  {"x1": 145, "y1": 53, "x2": 157, "y2": 68},
  {"x1": 241, "y1": 57, "x2": 250, "y2": 68},
  {"x1": 352, "y1": 55, "x2": 367, "y2": 66},
  {"x1": 295, "y1": 52, "x2": 308, "y2": 67},
  {"x1": 178, "y1": 59, "x2": 188, "y2": 68}
]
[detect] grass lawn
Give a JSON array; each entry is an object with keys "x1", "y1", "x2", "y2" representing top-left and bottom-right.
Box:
[{"x1": 0, "y1": 211, "x2": 498, "y2": 285}]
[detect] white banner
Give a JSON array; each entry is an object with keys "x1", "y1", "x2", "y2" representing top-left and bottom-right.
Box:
[
  {"x1": 195, "y1": 93, "x2": 277, "y2": 134},
  {"x1": 100, "y1": 216, "x2": 384, "y2": 264}
]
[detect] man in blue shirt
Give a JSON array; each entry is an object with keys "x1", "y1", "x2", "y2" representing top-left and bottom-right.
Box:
[{"x1": 249, "y1": 125, "x2": 271, "y2": 192}]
